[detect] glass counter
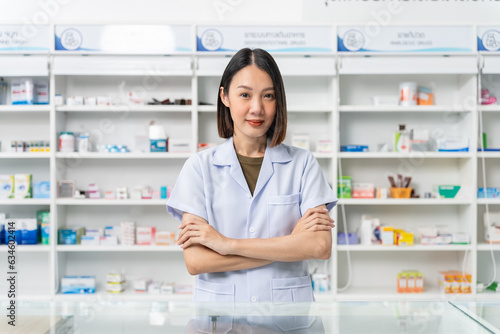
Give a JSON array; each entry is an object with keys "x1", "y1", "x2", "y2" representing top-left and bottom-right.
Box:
[
  {"x1": 1, "y1": 300, "x2": 499, "y2": 334},
  {"x1": 452, "y1": 302, "x2": 500, "y2": 334}
]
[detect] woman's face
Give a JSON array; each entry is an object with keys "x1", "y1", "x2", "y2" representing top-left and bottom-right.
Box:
[{"x1": 220, "y1": 65, "x2": 276, "y2": 144}]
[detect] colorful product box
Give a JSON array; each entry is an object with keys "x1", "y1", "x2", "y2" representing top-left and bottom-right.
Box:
[
  {"x1": 381, "y1": 226, "x2": 394, "y2": 245},
  {"x1": 155, "y1": 231, "x2": 176, "y2": 245},
  {"x1": 352, "y1": 183, "x2": 375, "y2": 199},
  {"x1": 61, "y1": 276, "x2": 96, "y2": 294},
  {"x1": 137, "y1": 226, "x2": 156, "y2": 245},
  {"x1": 438, "y1": 271, "x2": 471, "y2": 294},
  {"x1": 59, "y1": 228, "x2": 84, "y2": 245},
  {"x1": 478, "y1": 187, "x2": 500, "y2": 198},
  {"x1": 16, "y1": 219, "x2": 37, "y2": 244},
  {"x1": 0, "y1": 175, "x2": 15, "y2": 198},
  {"x1": 14, "y1": 174, "x2": 32, "y2": 199},
  {"x1": 337, "y1": 176, "x2": 352, "y2": 199},
  {"x1": 37, "y1": 210, "x2": 50, "y2": 245},
  {"x1": 398, "y1": 270, "x2": 424, "y2": 293},
  {"x1": 33, "y1": 181, "x2": 50, "y2": 199}
]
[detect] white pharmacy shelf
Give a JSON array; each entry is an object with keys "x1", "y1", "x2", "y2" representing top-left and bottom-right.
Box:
[
  {"x1": 56, "y1": 199, "x2": 167, "y2": 206},
  {"x1": 477, "y1": 243, "x2": 500, "y2": 251},
  {"x1": 54, "y1": 290, "x2": 193, "y2": 302},
  {"x1": 0, "y1": 105, "x2": 51, "y2": 113},
  {"x1": 0, "y1": 245, "x2": 50, "y2": 252},
  {"x1": 338, "y1": 198, "x2": 471, "y2": 205},
  {"x1": 336, "y1": 286, "x2": 475, "y2": 302},
  {"x1": 56, "y1": 152, "x2": 191, "y2": 159},
  {"x1": 338, "y1": 105, "x2": 472, "y2": 113},
  {"x1": 475, "y1": 291, "x2": 500, "y2": 302},
  {"x1": 313, "y1": 292, "x2": 335, "y2": 302},
  {"x1": 56, "y1": 245, "x2": 182, "y2": 252},
  {"x1": 477, "y1": 152, "x2": 500, "y2": 158},
  {"x1": 0, "y1": 199, "x2": 51, "y2": 205},
  {"x1": 478, "y1": 105, "x2": 500, "y2": 112},
  {"x1": 337, "y1": 245, "x2": 472, "y2": 252},
  {"x1": 477, "y1": 199, "x2": 500, "y2": 205},
  {"x1": 56, "y1": 105, "x2": 192, "y2": 113},
  {"x1": 0, "y1": 153, "x2": 51, "y2": 159},
  {"x1": 0, "y1": 287, "x2": 52, "y2": 302},
  {"x1": 338, "y1": 152, "x2": 472, "y2": 159}
]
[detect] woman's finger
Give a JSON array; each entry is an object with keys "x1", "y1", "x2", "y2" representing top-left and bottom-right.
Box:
[{"x1": 177, "y1": 230, "x2": 201, "y2": 246}]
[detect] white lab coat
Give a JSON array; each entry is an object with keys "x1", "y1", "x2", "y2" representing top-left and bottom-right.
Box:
[{"x1": 167, "y1": 137, "x2": 337, "y2": 303}]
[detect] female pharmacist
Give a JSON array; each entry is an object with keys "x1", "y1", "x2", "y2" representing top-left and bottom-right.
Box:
[{"x1": 167, "y1": 48, "x2": 337, "y2": 303}]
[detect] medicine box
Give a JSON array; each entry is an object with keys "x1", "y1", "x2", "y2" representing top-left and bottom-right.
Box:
[
  {"x1": 134, "y1": 278, "x2": 152, "y2": 293},
  {"x1": 33, "y1": 181, "x2": 50, "y2": 199},
  {"x1": 478, "y1": 187, "x2": 500, "y2": 198},
  {"x1": 161, "y1": 283, "x2": 174, "y2": 294},
  {"x1": 352, "y1": 183, "x2": 375, "y2": 199},
  {"x1": 137, "y1": 226, "x2": 156, "y2": 245},
  {"x1": 17, "y1": 218, "x2": 37, "y2": 245},
  {"x1": 337, "y1": 232, "x2": 358, "y2": 245},
  {"x1": 81, "y1": 235, "x2": 100, "y2": 246},
  {"x1": 148, "y1": 281, "x2": 162, "y2": 294},
  {"x1": 14, "y1": 174, "x2": 32, "y2": 199},
  {"x1": 59, "y1": 228, "x2": 84, "y2": 245},
  {"x1": 381, "y1": 226, "x2": 394, "y2": 245},
  {"x1": 37, "y1": 210, "x2": 50, "y2": 245},
  {"x1": 155, "y1": 231, "x2": 175, "y2": 245},
  {"x1": 61, "y1": 276, "x2": 96, "y2": 294},
  {"x1": 150, "y1": 139, "x2": 167, "y2": 152},
  {"x1": 0, "y1": 175, "x2": 14, "y2": 198},
  {"x1": 337, "y1": 176, "x2": 352, "y2": 199},
  {"x1": 340, "y1": 145, "x2": 369, "y2": 152},
  {"x1": 168, "y1": 139, "x2": 191, "y2": 153}
]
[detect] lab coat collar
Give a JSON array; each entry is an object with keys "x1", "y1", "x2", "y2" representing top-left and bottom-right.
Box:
[
  {"x1": 212, "y1": 137, "x2": 292, "y2": 166},
  {"x1": 212, "y1": 137, "x2": 292, "y2": 196}
]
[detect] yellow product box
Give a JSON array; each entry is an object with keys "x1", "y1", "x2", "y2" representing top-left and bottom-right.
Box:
[
  {"x1": 397, "y1": 272, "x2": 407, "y2": 293},
  {"x1": 414, "y1": 271, "x2": 424, "y2": 293},
  {"x1": 438, "y1": 271, "x2": 454, "y2": 294},
  {"x1": 395, "y1": 230, "x2": 414, "y2": 246}
]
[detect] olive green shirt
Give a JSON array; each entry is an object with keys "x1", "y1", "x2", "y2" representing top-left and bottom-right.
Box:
[{"x1": 236, "y1": 153, "x2": 264, "y2": 196}]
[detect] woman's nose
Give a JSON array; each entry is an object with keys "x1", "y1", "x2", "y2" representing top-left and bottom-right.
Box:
[{"x1": 249, "y1": 97, "x2": 264, "y2": 114}]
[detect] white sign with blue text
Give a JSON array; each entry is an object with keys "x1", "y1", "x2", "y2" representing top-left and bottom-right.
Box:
[
  {"x1": 55, "y1": 25, "x2": 192, "y2": 54},
  {"x1": 0, "y1": 25, "x2": 50, "y2": 53},
  {"x1": 338, "y1": 26, "x2": 474, "y2": 53},
  {"x1": 478, "y1": 27, "x2": 500, "y2": 52},
  {"x1": 197, "y1": 26, "x2": 334, "y2": 53}
]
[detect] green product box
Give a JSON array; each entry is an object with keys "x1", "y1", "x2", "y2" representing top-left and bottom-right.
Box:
[
  {"x1": 14, "y1": 174, "x2": 32, "y2": 199},
  {"x1": 37, "y1": 210, "x2": 50, "y2": 245},
  {"x1": 338, "y1": 176, "x2": 352, "y2": 198},
  {"x1": 435, "y1": 185, "x2": 461, "y2": 199}
]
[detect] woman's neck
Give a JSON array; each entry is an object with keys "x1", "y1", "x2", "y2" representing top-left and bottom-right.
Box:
[{"x1": 233, "y1": 134, "x2": 267, "y2": 157}]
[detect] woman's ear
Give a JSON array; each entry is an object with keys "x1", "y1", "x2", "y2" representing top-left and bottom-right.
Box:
[{"x1": 220, "y1": 87, "x2": 229, "y2": 107}]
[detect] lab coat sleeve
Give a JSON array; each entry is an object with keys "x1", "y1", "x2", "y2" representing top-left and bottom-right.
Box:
[
  {"x1": 166, "y1": 155, "x2": 208, "y2": 222},
  {"x1": 299, "y1": 151, "x2": 338, "y2": 215}
]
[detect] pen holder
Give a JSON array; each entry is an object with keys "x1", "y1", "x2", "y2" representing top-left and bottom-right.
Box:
[{"x1": 390, "y1": 187, "x2": 412, "y2": 199}]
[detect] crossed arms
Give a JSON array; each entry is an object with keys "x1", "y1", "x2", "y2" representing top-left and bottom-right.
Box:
[{"x1": 176, "y1": 205, "x2": 335, "y2": 275}]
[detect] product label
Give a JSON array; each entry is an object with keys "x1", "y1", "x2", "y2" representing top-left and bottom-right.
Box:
[
  {"x1": 338, "y1": 26, "x2": 474, "y2": 53},
  {"x1": 478, "y1": 26, "x2": 500, "y2": 52},
  {"x1": 0, "y1": 25, "x2": 50, "y2": 53},
  {"x1": 197, "y1": 26, "x2": 334, "y2": 53},
  {"x1": 55, "y1": 25, "x2": 192, "y2": 53}
]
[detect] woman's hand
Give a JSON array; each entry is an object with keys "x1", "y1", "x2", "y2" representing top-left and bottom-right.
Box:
[
  {"x1": 292, "y1": 206, "x2": 335, "y2": 234},
  {"x1": 177, "y1": 214, "x2": 232, "y2": 255}
]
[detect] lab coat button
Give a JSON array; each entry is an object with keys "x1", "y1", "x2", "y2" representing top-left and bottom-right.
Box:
[
  {"x1": 251, "y1": 296, "x2": 257, "y2": 302},
  {"x1": 249, "y1": 227, "x2": 255, "y2": 233}
]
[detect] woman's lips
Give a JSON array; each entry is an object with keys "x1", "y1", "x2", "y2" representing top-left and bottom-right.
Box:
[{"x1": 247, "y1": 120, "x2": 264, "y2": 127}]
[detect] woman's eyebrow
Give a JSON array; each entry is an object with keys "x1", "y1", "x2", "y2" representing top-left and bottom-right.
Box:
[{"x1": 236, "y1": 85, "x2": 274, "y2": 91}]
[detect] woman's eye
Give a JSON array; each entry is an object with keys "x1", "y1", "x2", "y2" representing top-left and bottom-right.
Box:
[
  {"x1": 241, "y1": 93, "x2": 249, "y2": 98},
  {"x1": 264, "y1": 93, "x2": 275, "y2": 99}
]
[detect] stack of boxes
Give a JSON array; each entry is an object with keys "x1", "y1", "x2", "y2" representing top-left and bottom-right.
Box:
[
  {"x1": 438, "y1": 271, "x2": 472, "y2": 294},
  {"x1": 106, "y1": 273, "x2": 125, "y2": 294},
  {"x1": 121, "y1": 222, "x2": 136, "y2": 245},
  {"x1": 397, "y1": 270, "x2": 424, "y2": 293}
]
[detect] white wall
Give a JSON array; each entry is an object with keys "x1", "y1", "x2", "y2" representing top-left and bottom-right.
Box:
[
  {"x1": 3, "y1": 0, "x2": 498, "y2": 24},
  {"x1": 0, "y1": 0, "x2": 302, "y2": 23}
]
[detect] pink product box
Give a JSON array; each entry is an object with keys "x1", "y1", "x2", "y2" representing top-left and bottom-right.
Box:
[
  {"x1": 352, "y1": 183, "x2": 375, "y2": 199},
  {"x1": 136, "y1": 227, "x2": 156, "y2": 245}
]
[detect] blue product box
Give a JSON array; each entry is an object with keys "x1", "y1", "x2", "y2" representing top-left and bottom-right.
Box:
[
  {"x1": 33, "y1": 181, "x2": 50, "y2": 199},
  {"x1": 478, "y1": 187, "x2": 500, "y2": 198},
  {"x1": 59, "y1": 229, "x2": 77, "y2": 245},
  {"x1": 150, "y1": 139, "x2": 167, "y2": 152},
  {"x1": 61, "y1": 276, "x2": 96, "y2": 294},
  {"x1": 0, "y1": 221, "x2": 4, "y2": 245},
  {"x1": 17, "y1": 219, "x2": 37, "y2": 245},
  {"x1": 338, "y1": 232, "x2": 359, "y2": 245},
  {"x1": 341, "y1": 145, "x2": 369, "y2": 152},
  {"x1": 160, "y1": 186, "x2": 167, "y2": 199}
]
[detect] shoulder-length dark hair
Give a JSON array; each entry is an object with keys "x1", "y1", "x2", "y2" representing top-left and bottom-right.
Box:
[{"x1": 217, "y1": 48, "x2": 287, "y2": 147}]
